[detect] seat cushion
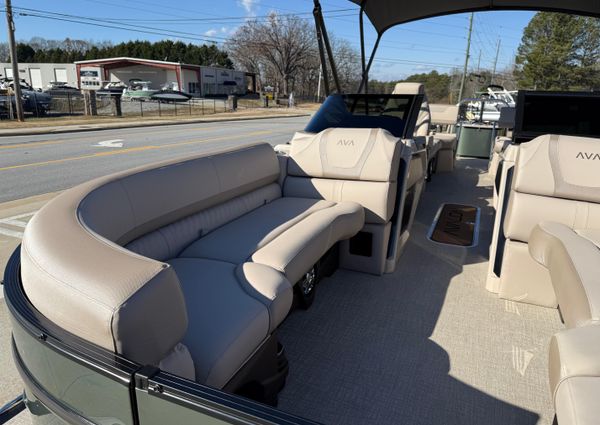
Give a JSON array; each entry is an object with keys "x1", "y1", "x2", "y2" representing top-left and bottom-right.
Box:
[
  {"x1": 167, "y1": 258, "x2": 271, "y2": 389},
  {"x1": 180, "y1": 197, "x2": 334, "y2": 263},
  {"x1": 252, "y1": 201, "x2": 364, "y2": 284},
  {"x1": 529, "y1": 222, "x2": 600, "y2": 328},
  {"x1": 284, "y1": 177, "x2": 394, "y2": 224},
  {"x1": 549, "y1": 326, "x2": 600, "y2": 425},
  {"x1": 434, "y1": 133, "x2": 456, "y2": 150}
]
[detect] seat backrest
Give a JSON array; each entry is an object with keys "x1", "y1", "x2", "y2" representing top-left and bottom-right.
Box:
[
  {"x1": 284, "y1": 128, "x2": 409, "y2": 224},
  {"x1": 81, "y1": 143, "x2": 280, "y2": 245},
  {"x1": 21, "y1": 143, "x2": 280, "y2": 369},
  {"x1": 530, "y1": 222, "x2": 600, "y2": 328},
  {"x1": 503, "y1": 134, "x2": 600, "y2": 243},
  {"x1": 393, "y1": 82, "x2": 430, "y2": 137},
  {"x1": 430, "y1": 104, "x2": 459, "y2": 126}
]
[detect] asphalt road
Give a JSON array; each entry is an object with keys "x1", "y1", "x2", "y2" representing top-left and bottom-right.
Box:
[{"x1": 0, "y1": 116, "x2": 310, "y2": 203}]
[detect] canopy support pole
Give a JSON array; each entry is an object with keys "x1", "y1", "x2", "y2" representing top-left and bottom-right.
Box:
[
  {"x1": 356, "y1": 33, "x2": 381, "y2": 95},
  {"x1": 313, "y1": 4, "x2": 330, "y2": 96},
  {"x1": 313, "y1": 0, "x2": 341, "y2": 94},
  {"x1": 359, "y1": 1, "x2": 368, "y2": 94}
]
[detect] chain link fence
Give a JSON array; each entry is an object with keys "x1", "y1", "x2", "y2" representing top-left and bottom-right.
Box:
[
  {"x1": 1, "y1": 94, "x2": 233, "y2": 120},
  {"x1": 0, "y1": 92, "x2": 314, "y2": 121}
]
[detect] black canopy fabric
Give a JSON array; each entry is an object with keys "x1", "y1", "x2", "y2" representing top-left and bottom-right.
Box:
[{"x1": 350, "y1": 0, "x2": 600, "y2": 34}]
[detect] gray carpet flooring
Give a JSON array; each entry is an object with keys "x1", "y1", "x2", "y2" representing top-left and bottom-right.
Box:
[{"x1": 277, "y1": 159, "x2": 564, "y2": 425}]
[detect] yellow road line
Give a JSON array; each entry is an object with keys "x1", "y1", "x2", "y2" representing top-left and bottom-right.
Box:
[
  {"x1": 0, "y1": 130, "x2": 274, "y2": 172},
  {"x1": 0, "y1": 140, "x2": 66, "y2": 149},
  {"x1": 0, "y1": 126, "x2": 225, "y2": 150}
]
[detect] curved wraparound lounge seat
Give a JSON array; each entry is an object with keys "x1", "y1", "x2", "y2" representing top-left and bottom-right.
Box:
[
  {"x1": 21, "y1": 127, "x2": 409, "y2": 391},
  {"x1": 529, "y1": 222, "x2": 600, "y2": 425}
]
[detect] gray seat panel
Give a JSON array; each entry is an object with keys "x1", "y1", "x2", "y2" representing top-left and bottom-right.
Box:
[
  {"x1": 180, "y1": 197, "x2": 334, "y2": 263},
  {"x1": 168, "y1": 258, "x2": 270, "y2": 389}
]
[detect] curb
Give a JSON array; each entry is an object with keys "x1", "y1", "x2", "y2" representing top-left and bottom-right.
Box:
[{"x1": 0, "y1": 113, "x2": 311, "y2": 137}]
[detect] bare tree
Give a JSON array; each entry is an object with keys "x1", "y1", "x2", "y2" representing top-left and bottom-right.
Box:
[{"x1": 227, "y1": 13, "x2": 317, "y2": 96}]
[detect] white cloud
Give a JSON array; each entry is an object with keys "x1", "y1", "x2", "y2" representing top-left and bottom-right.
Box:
[
  {"x1": 204, "y1": 29, "x2": 218, "y2": 37},
  {"x1": 238, "y1": 0, "x2": 257, "y2": 15}
]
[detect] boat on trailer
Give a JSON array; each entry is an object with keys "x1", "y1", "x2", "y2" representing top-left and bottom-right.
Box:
[
  {"x1": 123, "y1": 79, "x2": 159, "y2": 101},
  {"x1": 151, "y1": 82, "x2": 192, "y2": 102},
  {"x1": 3, "y1": 1, "x2": 600, "y2": 425}
]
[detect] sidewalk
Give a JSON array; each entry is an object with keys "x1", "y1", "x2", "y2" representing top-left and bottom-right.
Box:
[{"x1": 0, "y1": 109, "x2": 311, "y2": 137}]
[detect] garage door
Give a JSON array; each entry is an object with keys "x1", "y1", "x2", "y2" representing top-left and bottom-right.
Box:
[
  {"x1": 29, "y1": 68, "x2": 43, "y2": 89},
  {"x1": 54, "y1": 68, "x2": 68, "y2": 83}
]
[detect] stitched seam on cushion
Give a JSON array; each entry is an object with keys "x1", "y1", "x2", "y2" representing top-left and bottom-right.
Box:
[
  {"x1": 22, "y1": 241, "x2": 116, "y2": 349},
  {"x1": 566, "y1": 379, "x2": 578, "y2": 425},
  {"x1": 156, "y1": 228, "x2": 174, "y2": 259},
  {"x1": 77, "y1": 200, "x2": 164, "y2": 267},
  {"x1": 118, "y1": 179, "x2": 138, "y2": 231},
  {"x1": 111, "y1": 265, "x2": 173, "y2": 354},
  {"x1": 209, "y1": 157, "x2": 222, "y2": 192},
  {"x1": 22, "y1": 242, "x2": 115, "y2": 311}
]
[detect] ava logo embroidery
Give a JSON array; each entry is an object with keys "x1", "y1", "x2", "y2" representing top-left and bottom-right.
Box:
[
  {"x1": 576, "y1": 152, "x2": 600, "y2": 160},
  {"x1": 337, "y1": 139, "x2": 355, "y2": 146}
]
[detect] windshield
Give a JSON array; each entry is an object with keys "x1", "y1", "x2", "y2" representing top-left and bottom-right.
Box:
[{"x1": 305, "y1": 94, "x2": 417, "y2": 138}]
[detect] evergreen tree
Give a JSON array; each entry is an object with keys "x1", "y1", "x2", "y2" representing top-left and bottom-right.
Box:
[
  {"x1": 515, "y1": 12, "x2": 600, "y2": 90},
  {"x1": 6, "y1": 38, "x2": 233, "y2": 68}
]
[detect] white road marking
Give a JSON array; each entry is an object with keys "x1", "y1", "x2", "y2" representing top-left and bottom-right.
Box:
[
  {"x1": 0, "y1": 227, "x2": 24, "y2": 239},
  {"x1": 0, "y1": 211, "x2": 37, "y2": 239},
  {"x1": 0, "y1": 212, "x2": 36, "y2": 220},
  {"x1": 0, "y1": 219, "x2": 27, "y2": 228},
  {"x1": 93, "y1": 139, "x2": 124, "y2": 148}
]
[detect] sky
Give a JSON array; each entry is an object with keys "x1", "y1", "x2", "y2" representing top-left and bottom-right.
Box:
[{"x1": 0, "y1": 0, "x2": 535, "y2": 81}]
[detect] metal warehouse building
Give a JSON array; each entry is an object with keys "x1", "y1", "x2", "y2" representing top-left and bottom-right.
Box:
[
  {"x1": 0, "y1": 62, "x2": 78, "y2": 89},
  {"x1": 75, "y1": 57, "x2": 255, "y2": 96},
  {"x1": 1, "y1": 57, "x2": 255, "y2": 96}
]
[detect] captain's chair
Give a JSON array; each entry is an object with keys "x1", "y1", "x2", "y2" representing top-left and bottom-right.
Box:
[
  {"x1": 393, "y1": 82, "x2": 442, "y2": 181},
  {"x1": 492, "y1": 134, "x2": 600, "y2": 307}
]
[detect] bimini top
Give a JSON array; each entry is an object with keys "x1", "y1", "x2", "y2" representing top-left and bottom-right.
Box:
[{"x1": 350, "y1": 0, "x2": 600, "y2": 34}]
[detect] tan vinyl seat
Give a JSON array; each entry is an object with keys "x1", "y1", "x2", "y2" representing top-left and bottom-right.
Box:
[
  {"x1": 180, "y1": 197, "x2": 363, "y2": 284},
  {"x1": 167, "y1": 258, "x2": 278, "y2": 388},
  {"x1": 180, "y1": 197, "x2": 336, "y2": 263},
  {"x1": 496, "y1": 134, "x2": 600, "y2": 307},
  {"x1": 488, "y1": 136, "x2": 511, "y2": 179},
  {"x1": 548, "y1": 327, "x2": 600, "y2": 425},
  {"x1": 429, "y1": 104, "x2": 459, "y2": 173},
  {"x1": 393, "y1": 82, "x2": 442, "y2": 180},
  {"x1": 283, "y1": 127, "x2": 413, "y2": 275},
  {"x1": 21, "y1": 143, "x2": 364, "y2": 391},
  {"x1": 529, "y1": 222, "x2": 600, "y2": 328},
  {"x1": 528, "y1": 222, "x2": 600, "y2": 425}
]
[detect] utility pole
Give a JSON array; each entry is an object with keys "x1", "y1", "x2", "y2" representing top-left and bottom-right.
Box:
[
  {"x1": 491, "y1": 39, "x2": 501, "y2": 85},
  {"x1": 5, "y1": 0, "x2": 24, "y2": 121},
  {"x1": 458, "y1": 12, "x2": 474, "y2": 103},
  {"x1": 476, "y1": 50, "x2": 481, "y2": 73}
]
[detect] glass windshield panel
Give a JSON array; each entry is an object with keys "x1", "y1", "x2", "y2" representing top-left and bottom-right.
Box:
[{"x1": 305, "y1": 94, "x2": 417, "y2": 138}]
